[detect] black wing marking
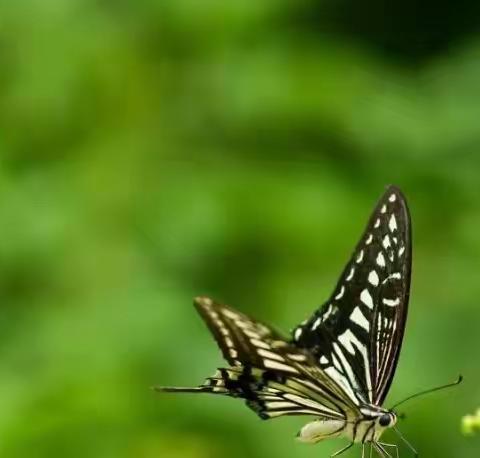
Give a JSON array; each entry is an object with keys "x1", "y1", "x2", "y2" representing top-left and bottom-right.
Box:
[
  {"x1": 156, "y1": 297, "x2": 356, "y2": 420},
  {"x1": 292, "y1": 186, "x2": 411, "y2": 406},
  {"x1": 192, "y1": 296, "x2": 297, "y2": 373},
  {"x1": 158, "y1": 366, "x2": 346, "y2": 420}
]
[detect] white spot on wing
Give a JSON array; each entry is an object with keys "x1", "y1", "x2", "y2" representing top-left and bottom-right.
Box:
[
  {"x1": 234, "y1": 320, "x2": 250, "y2": 330},
  {"x1": 287, "y1": 353, "x2": 307, "y2": 362},
  {"x1": 294, "y1": 327, "x2": 303, "y2": 341},
  {"x1": 360, "y1": 288, "x2": 374, "y2": 309},
  {"x1": 316, "y1": 304, "x2": 334, "y2": 324},
  {"x1": 251, "y1": 338, "x2": 270, "y2": 349},
  {"x1": 376, "y1": 252, "x2": 386, "y2": 267},
  {"x1": 350, "y1": 306, "x2": 370, "y2": 332},
  {"x1": 389, "y1": 214, "x2": 397, "y2": 232},
  {"x1": 383, "y1": 297, "x2": 400, "y2": 307},
  {"x1": 374, "y1": 218, "x2": 381, "y2": 228},
  {"x1": 346, "y1": 266, "x2": 355, "y2": 281},
  {"x1": 398, "y1": 246, "x2": 405, "y2": 257},
  {"x1": 382, "y1": 235, "x2": 391, "y2": 249},
  {"x1": 258, "y1": 348, "x2": 285, "y2": 362},
  {"x1": 356, "y1": 250, "x2": 364, "y2": 263},
  {"x1": 312, "y1": 318, "x2": 322, "y2": 330},
  {"x1": 320, "y1": 356, "x2": 329, "y2": 364},
  {"x1": 221, "y1": 309, "x2": 238, "y2": 320},
  {"x1": 389, "y1": 194, "x2": 397, "y2": 202},
  {"x1": 383, "y1": 272, "x2": 401, "y2": 282},
  {"x1": 381, "y1": 204, "x2": 387, "y2": 214},
  {"x1": 264, "y1": 359, "x2": 299, "y2": 374},
  {"x1": 197, "y1": 296, "x2": 213, "y2": 307},
  {"x1": 244, "y1": 329, "x2": 261, "y2": 339},
  {"x1": 368, "y1": 270, "x2": 379, "y2": 286},
  {"x1": 366, "y1": 233, "x2": 373, "y2": 244},
  {"x1": 335, "y1": 286, "x2": 345, "y2": 300}
]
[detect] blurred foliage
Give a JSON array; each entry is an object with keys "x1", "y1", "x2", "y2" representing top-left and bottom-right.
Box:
[
  {"x1": 462, "y1": 409, "x2": 480, "y2": 436},
  {"x1": 0, "y1": 0, "x2": 480, "y2": 457}
]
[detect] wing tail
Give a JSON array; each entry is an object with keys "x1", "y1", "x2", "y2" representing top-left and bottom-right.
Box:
[
  {"x1": 153, "y1": 386, "x2": 212, "y2": 394},
  {"x1": 154, "y1": 368, "x2": 233, "y2": 396}
]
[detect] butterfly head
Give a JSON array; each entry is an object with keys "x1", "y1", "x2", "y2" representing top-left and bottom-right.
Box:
[
  {"x1": 378, "y1": 411, "x2": 397, "y2": 429},
  {"x1": 360, "y1": 406, "x2": 397, "y2": 436}
]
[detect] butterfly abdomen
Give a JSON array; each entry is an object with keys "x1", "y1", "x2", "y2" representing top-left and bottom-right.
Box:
[{"x1": 297, "y1": 419, "x2": 346, "y2": 443}]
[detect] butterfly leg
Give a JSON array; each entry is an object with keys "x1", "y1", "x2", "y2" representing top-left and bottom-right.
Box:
[
  {"x1": 330, "y1": 442, "x2": 353, "y2": 457},
  {"x1": 369, "y1": 443, "x2": 373, "y2": 458},
  {"x1": 372, "y1": 443, "x2": 385, "y2": 457},
  {"x1": 378, "y1": 442, "x2": 398, "y2": 458},
  {"x1": 373, "y1": 442, "x2": 392, "y2": 458}
]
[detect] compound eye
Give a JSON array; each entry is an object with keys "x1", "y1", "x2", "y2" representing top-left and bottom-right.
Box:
[{"x1": 379, "y1": 414, "x2": 391, "y2": 427}]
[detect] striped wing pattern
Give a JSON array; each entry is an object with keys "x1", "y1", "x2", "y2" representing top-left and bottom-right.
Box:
[
  {"x1": 292, "y1": 186, "x2": 411, "y2": 405},
  {"x1": 159, "y1": 297, "x2": 357, "y2": 421},
  {"x1": 157, "y1": 185, "x2": 411, "y2": 428},
  {"x1": 186, "y1": 366, "x2": 345, "y2": 420}
]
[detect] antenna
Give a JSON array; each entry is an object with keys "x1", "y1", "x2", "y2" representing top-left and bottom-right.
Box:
[{"x1": 390, "y1": 375, "x2": 463, "y2": 410}]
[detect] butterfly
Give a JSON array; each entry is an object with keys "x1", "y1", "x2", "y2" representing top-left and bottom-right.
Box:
[{"x1": 156, "y1": 186, "x2": 413, "y2": 457}]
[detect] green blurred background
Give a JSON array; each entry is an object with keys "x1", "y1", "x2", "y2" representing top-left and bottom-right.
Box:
[{"x1": 1, "y1": 1, "x2": 480, "y2": 457}]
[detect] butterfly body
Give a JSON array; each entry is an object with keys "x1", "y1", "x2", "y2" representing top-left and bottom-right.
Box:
[
  {"x1": 157, "y1": 186, "x2": 412, "y2": 457},
  {"x1": 298, "y1": 407, "x2": 396, "y2": 444}
]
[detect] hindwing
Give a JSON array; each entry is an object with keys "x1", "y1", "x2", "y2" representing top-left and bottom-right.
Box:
[{"x1": 158, "y1": 297, "x2": 357, "y2": 420}]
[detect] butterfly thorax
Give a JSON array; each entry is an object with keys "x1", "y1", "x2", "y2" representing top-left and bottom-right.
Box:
[
  {"x1": 350, "y1": 406, "x2": 397, "y2": 443},
  {"x1": 298, "y1": 406, "x2": 397, "y2": 444}
]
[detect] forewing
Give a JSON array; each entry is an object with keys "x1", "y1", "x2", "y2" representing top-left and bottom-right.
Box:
[{"x1": 292, "y1": 186, "x2": 411, "y2": 405}]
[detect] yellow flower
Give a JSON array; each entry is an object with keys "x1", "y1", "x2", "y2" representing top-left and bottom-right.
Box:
[{"x1": 462, "y1": 409, "x2": 480, "y2": 436}]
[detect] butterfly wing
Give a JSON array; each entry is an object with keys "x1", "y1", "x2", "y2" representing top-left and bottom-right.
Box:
[
  {"x1": 292, "y1": 186, "x2": 411, "y2": 406},
  {"x1": 157, "y1": 296, "x2": 356, "y2": 421}
]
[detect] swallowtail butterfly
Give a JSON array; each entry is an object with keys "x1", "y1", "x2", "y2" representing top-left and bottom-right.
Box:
[{"x1": 157, "y1": 186, "x2": 413, "y2": 457}]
